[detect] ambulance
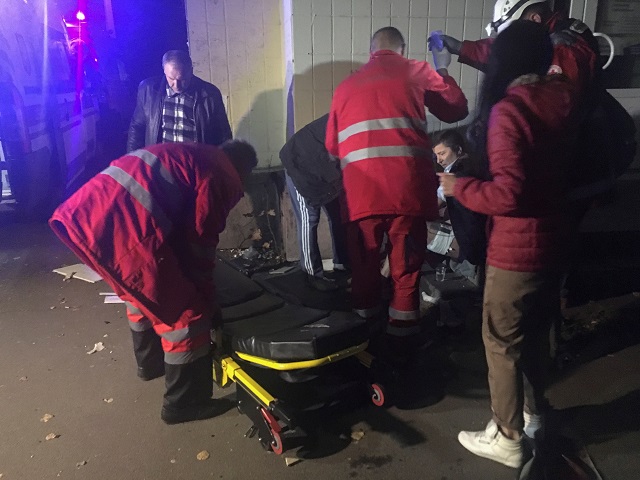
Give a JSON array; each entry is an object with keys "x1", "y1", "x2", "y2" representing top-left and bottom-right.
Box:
[{"x1": 0, "y1": 0, "x2": 99, "y2": 217}]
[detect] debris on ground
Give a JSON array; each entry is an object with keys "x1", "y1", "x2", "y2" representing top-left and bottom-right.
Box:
[
  {"x1": 40, "y1": 413, "x2": 54, "y2": 423},
  {"x1": 285, "y1": 457, "x2": 302, "y2": 467},
  {"x1": 76, "y1": 460, "x2": 87, "y2": 467},
  {"x1": 350, "y1": 429, "x2": 365, "y2": 442},
  {"x1": 103, "y1": 398, "x2": 113, "y2": 404},
  {"x1": 19, "y1": 376, "x2": 27, "y2": 381},
  {"x1": 53, "y1": 264, "x2": 103, "y2": 283},
  {"x1": 86, "y1": 342, "x2": 105, "y2": 354},
  {"x1": 196, "y1": 450, "x2": 210, "y2": 461},
  {"x1": 45, "y1": 433, "x2": 60, "y2": 441},
  {"x1": 170, "y1": 459, "x2": 176, "y2": 464}
]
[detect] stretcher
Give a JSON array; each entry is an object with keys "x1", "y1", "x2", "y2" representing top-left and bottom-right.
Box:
[{"x1": 213, "y1": 259, "x2": 392, "y2": 454}]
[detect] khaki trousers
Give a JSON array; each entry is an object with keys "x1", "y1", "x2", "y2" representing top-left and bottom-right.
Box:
[{"x1": 482, "y1": 265, "x2": 561, "y2": 432}]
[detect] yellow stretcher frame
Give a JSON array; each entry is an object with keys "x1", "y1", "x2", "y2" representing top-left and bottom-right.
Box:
[{"x1": 213, "y1": 341, "x2": 371, "y2": 409}]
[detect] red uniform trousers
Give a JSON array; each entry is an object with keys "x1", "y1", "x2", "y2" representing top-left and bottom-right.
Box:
[
  {"x1": 122, "y1": 293, "x2": 212, "y2": 366},
  {"x1": 347, "y1": 215, "x2": 427, "y2": 337}
]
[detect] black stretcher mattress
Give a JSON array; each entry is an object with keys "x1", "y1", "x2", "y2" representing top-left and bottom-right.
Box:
[{"x1": 215, "y1": 258, "x2": 367, "y2": 361}]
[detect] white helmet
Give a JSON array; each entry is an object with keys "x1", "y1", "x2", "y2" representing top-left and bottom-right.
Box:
[{"x1": 486, "y1": 0, "x2": 548, "y2": 36}]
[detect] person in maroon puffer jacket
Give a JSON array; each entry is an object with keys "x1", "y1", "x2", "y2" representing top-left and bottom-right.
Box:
[{"x1": 438, "y1": 21, "x2": 580, "y2": 469}]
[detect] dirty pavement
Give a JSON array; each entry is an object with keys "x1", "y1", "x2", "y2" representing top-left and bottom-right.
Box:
[{"x1": 1, "y1": 214, "x2": 639, "y2": 479}]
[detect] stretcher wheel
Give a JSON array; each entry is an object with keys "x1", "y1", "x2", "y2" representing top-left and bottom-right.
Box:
[
  {"x1": 370, "y1": 383, "x2": 385, "y2": 407},
  {"x1": 260, "y1": 407, "x2": 285, "y2": 455},
  {"x1": 270, "y1": 430, "x2": 284, "y2": 455}
]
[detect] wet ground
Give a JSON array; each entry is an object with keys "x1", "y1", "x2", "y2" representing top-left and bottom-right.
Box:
[{"x1": 1, "y1": 211, "x2": 639, "y2": 479}]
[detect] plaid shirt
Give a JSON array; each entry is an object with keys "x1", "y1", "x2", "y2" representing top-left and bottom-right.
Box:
[{"x1": 161, "y1": 85, "x2": 197, "y2": 143}]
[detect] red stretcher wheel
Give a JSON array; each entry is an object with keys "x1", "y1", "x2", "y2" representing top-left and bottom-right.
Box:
[
  {"x1": 270, "y1": 430, "x2": 284, "y2": 455},
  {"x1": 370, "y1": 383, "x2": 385, "y2": 407}
]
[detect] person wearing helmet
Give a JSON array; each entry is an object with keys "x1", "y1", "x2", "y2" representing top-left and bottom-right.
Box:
[
  {"x1": 431, "y1": 0, "x2": 598, "y2": 100},
  {"x1": 438, "y1": 20, "x2": 580, "y2": 468}
]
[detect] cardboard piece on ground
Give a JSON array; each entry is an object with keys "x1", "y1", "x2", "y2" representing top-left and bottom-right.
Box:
[{"x1": 53, "y1": 264, "x2": 102, "y2": 283}]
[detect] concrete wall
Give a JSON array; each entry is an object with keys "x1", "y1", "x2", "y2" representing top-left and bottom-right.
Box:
[
  {"x1": 185, "y1": 0, "x2": 286, "y2": 169},
  {"x1": 184, "y1": 0, "x2": 287, "y2": 250}
]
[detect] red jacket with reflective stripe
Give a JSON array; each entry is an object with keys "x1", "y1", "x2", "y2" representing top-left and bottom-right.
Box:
[
  {"x1": 458, "y1": 13, "x2": 597, "y2": 99},
  {"x1": 454, "y1": 75, "x2": 578, "y2": 272},
  {"x1": 325, "y1": 50, "x2": 468, "y2": 222},
  {"x1": 49, "y1": 143, "x2": 244, "y2": 326}
]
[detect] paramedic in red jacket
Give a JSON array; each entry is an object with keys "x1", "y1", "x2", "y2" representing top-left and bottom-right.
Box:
[
  {"x1": 433, "y1": 0, "x2": 597, "y2": 100},
  {"x1": 325, "y1": 27, "x2": 468, "y2": 341},
  {"x1": 49, "y1": 141, "x2": 257, "y2": 424},
  {"x1": 439, "y1": 22, "x2": 579, "y2": 468}
]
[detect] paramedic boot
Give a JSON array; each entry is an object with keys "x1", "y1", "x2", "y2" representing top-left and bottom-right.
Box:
[
  {"x1": 131, "y1": 329, "x2": 165, "y2": 381},
  {"x1": 161, "y1": 354, "x2": 233, "y2": 425}
]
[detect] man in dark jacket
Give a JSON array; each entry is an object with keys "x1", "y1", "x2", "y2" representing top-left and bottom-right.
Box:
[
  {"x1": 279, "y1": 115, "x2": 348, "y2": 291},
  {"x1": 127, "y1": 50, "x2": 232, "y2": 152}
]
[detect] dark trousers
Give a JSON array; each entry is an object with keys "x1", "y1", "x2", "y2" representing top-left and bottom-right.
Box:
[{"x1": 285, "y1": 174, "x2": 348, "y2": 276}]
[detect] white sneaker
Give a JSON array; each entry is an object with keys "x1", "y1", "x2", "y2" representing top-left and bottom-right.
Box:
[
  {"x1": 523, "y1": 411, "x2": 543, "y2": 439},
  {"x1": 458, "y1": 421, "x2": 524, "y2": 468}
]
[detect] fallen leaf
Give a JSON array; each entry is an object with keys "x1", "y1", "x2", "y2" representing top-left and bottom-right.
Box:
[
  {"x1": 350, "y1": 430, "x2": 365, "y2": 442},
  {"x1": 76, "y1": 460, "x2": 87, "y2": 467},
  {"x1": 285, "y1": 457, "x2": 302, "y2": 466},
  {"x1": 170, "y1": 459, "x2": 176, "y2": 464},
  {"x1": 103, "y1": 398, "x2": 114, "y2": 404},
  {"x1": 45, "y1": 433, "x2": 60, "y2": 440},
  {"x1": 19, "y1": 376, "x2": 27, "y2": 381},
  {"x1": 267, "y1": 209, "x2": 276, "y2": 216},
  {"x1": 86, "y1": 342, "x2": 105, "y2": 355},
  {"x1": 262, "y1": 242, "x2": 271, "y2": 249},
  {"x1": 41, "y1": 414, "x2": 54, "y2": 423},
  {"x1": 250, "y1": 229, "x2": 262, "y2": 241},
  {"x1": 196, "y1": 450, "x2": 210, "y2": 461},
  {"x1": 59, "y1": 298, "x2": 66, "y2": 304}
]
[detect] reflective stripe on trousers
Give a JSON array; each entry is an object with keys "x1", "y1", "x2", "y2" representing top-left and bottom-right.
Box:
[
  {"x1": 126, "y1": 301, "x2": 153, "y2": 332},
  {"x1": 125, "y1": 301, "x2": 212, "y2": 365}
]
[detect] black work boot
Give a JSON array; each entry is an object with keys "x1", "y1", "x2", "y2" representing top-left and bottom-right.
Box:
[
  {"x1": 161, "y1": 354, "x2": 233, "y2": 425},
  {"x1": 131, "y1": 329, "x2": 165, "y2": 381}
]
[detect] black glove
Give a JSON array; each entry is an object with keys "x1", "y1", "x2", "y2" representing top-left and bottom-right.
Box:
[{"x1": 442, "y1": 35, "x2": 462, "y2": 55}]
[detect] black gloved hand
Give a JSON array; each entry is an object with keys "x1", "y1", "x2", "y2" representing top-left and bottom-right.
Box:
[{"x1": 442, "y1": 35, "x2": 462, "y2": 55}]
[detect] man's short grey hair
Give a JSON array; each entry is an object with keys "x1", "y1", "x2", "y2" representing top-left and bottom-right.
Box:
[{"x1": 162, "y1": 50, "x2": 193, "y2": 70}]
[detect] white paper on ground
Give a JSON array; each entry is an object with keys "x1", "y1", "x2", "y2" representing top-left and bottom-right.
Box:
[
  {"x1": 53, "y1": 264, "x2": 103, "y2": 283},
  {"x1": 103, "y1": 296, "x2": 124, "y2": 304}
]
